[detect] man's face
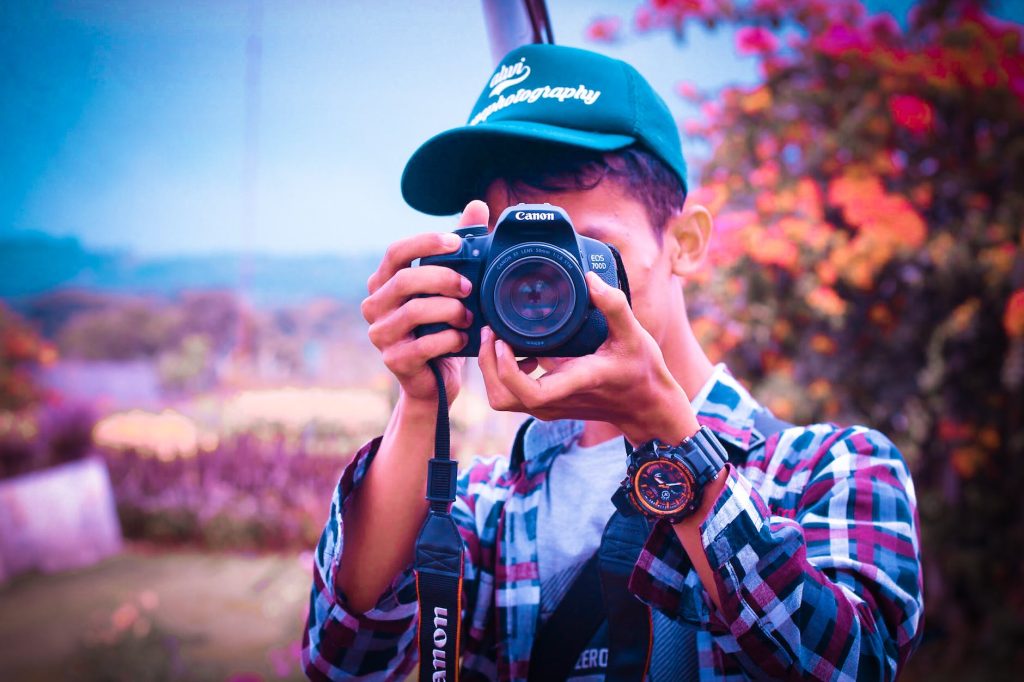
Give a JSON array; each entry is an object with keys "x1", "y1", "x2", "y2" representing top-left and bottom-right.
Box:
[{"x1": 483, "y1": 178, "x2": 683, "y2": 345}]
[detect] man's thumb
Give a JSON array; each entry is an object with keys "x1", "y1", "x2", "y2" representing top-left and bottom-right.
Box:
[{"x1": 458, "y1": 199, "x2": 490, "y2": 229}]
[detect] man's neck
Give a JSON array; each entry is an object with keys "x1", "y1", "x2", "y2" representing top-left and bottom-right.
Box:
[{"x1": 578, "y1": 306, "x2": 715, "y2": 447}]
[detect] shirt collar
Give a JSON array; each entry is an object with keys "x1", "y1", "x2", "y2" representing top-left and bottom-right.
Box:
[{"x1": 515, "y1": 363, "x2": 766, "y2": 477}]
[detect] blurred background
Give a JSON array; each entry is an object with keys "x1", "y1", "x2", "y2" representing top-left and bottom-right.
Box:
[{"x1": 1, "y1": 0, "x2": 1021, "y2": 680}]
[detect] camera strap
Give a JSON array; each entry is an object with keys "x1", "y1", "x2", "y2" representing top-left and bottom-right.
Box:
[
  {"x1": 413, "y1": 246, "x2": 632, "y2": 682},
  {"x1": 414, "y1": 360, "x2": 463, "y2": 682}
]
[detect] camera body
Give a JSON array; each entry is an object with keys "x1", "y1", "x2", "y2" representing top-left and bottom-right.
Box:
[{"x1": 415, "y1": 203, "x2": 627, "y2": 357}]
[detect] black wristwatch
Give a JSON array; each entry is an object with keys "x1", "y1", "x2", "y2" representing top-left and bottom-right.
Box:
[{"x1": 612, "y1": 425, "x2": 729, "y2": 524}]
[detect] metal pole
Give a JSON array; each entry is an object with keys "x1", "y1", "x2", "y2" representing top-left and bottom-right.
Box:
[
  {"x1": 237, "y1": 0, "x2": 262, "y2": 362},
  {"x1": 480, "y1": 0, "x2": 554, "y2": 66}
]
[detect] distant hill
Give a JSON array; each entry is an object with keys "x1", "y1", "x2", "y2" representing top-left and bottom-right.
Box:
[{"x1": 0, "y1": 234, "x2": 379, "y2": 305}]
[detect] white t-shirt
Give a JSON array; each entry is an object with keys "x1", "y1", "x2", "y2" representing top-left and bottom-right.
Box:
[{"x1": 534, "y1": 363, "x2": 727, "y2": 681}]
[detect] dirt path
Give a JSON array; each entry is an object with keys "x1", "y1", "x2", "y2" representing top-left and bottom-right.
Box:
[{"x1": 0, "y1": 546, "x2": 311, "y2": 681}]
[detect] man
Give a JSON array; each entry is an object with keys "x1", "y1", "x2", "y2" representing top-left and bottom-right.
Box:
[{"x1": 303, "y1": 44, "x2": 923, "y2": 680}]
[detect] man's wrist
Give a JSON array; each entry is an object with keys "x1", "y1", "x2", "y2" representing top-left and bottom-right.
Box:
[
  {"x1": 397, "y1": 390, "x2": 439, "y2": 415},
  {"x1": 389, "y1": 390, "x2": 444, "y2": 440},
  {"x1": 620, "y1": 379, "x2": 700, "y2": 445}
]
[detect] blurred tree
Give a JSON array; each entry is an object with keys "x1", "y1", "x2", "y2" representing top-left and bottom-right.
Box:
[
  {"x1": 22, "y1": 289, "x2": 113, "y2": 339},
  {"x1": 0, "y1": 302, "x2": 55, "y2": 410},
  {"x1": 157, "y1": 333, "x2": 214, "y2": 394},
  {"x1": 595, "y1": 0, "x2": 1023, "y2": 677},
  {"x1": 58, "y1": 300, "x2": 183, "y2": 360},
  {"x1": 0, "y1": 303, "x2": 92, "y2": 479},
  {"x1": 177, "y1": 290, "x2": 242, "y2": 354}
]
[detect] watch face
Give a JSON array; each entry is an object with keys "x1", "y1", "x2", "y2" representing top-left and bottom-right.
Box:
[{"x1": 633, "y1": 459, "x2": 696, "y2": 517}]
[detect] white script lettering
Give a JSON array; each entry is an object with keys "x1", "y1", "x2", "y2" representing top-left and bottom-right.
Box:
[
  {"x1": 469, "y1": 84, "x2": 603, "y2": 126},
  {"x1": 489, "y1": 57, "x2": 531, "y2": 97}
]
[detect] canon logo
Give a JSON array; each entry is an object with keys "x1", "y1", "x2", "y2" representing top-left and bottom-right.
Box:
[
  {"x1": 431, "y1": 607, "x2": 449, "y2": 682},
  {"x1": 515, "y1": 211, "x2": 555, "y2": 221}
]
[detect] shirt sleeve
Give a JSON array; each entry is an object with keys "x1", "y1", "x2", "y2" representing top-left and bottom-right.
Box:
[
  {"x1": 301, "y1": 438, "x2": 496, "y2": 681},
  {"x1": 629, "y1": 425, "x2": 924, "y2": 680}
]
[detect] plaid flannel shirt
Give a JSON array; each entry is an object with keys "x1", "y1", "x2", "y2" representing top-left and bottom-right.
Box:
[{"x1": 303, "y1": 367, "x2": 923, "y2": 680}]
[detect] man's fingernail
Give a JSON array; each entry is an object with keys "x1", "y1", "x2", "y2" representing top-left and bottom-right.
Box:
[
  {"x1": 460, "y1": 277, "x2": 472, "y2": 295},
  {"x1": 495, "y1": 340, "x2": 506, "y2": 358},
  {"x1": 444, "y1": 234, "x2": 461, "y2": 249}
]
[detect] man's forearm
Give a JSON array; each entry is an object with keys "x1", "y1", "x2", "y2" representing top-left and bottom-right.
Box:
[
  {"x1": 635, "y1": 379, "x2": 727, "y2": 609},
  {"x1": 336, "y1": 392, "x2": 437, "y2": 613},
  {"x1": 671, "y1": 472, "x2": 727, "y2": 610}
]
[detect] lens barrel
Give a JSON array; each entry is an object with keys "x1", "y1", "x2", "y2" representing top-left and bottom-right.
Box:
[{"x1": 481, "y1": 242, "x2": 589, "y2": 353}]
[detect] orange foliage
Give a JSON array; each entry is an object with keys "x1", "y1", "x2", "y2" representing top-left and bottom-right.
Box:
[
  {"x1": 749, "y1": 235, "x2": 799, "y2": 269},
  {"x1": 741, "y1": 86, "x2": 773, "y2": 114},
  {"x1": 806, "y1": 286, "x2": 847, "y2": 317},
  {"x1": 808, "y1": 378, "x2": 831, "y2": 400},
  {"x1": 793, "y1": 179, "x2": 824, "y2": 221},
  {"x1": 1005, "y1": 290, "x2": 1024, "y2": 337},
  {"x1": 809, "y1": 334, "x2": 837, "y2": 355}
]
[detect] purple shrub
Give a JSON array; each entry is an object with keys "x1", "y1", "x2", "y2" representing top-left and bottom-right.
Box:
[{"x1": 101, "y1": 435, "x2": 349, "y2": 552}]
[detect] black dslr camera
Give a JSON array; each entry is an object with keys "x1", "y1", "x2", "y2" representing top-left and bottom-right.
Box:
[{"x1": 415, "y1": 204, "x2": 629, "y2": 357}]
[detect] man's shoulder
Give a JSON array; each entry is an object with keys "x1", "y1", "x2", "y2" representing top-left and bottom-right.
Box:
[
  {"x1": 754, "y1": 419, "x2": 909, "y2": 482},
  {"x1": 771, "y1": 419, "x2": 901, "y2": 454}
]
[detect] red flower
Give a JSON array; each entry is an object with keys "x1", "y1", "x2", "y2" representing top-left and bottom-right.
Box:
[
  {"x1": 1005, "y1": 290, "x2": 1024, "y2": 338},
  {"x1": 586, "y1": 16, "x2": 622, "y2": 43},
  {"x1": 736, "y1": 26, "x2": 779, "y2": 56},
  {"x1": 752, "y1": 0, "x2": 782, "y2": 16},
  {"x1": 675, "y1": 81, "x2": 700, "y2": 100},
  {"x1": 813, "y1": 23, "x2": 869, "y2": 57},
  {"x1": 865, "y1": 12, "x2": 901, "y2": 41},
  {"x1": 889, "y1": 94, "x2": 935, "y2": 134},
  {"x1": 635, "y1": 6, "x2": 654, "y2": 32},
  {"x1": 652, "y1": 0, "x2": 707, "y2": 16}
]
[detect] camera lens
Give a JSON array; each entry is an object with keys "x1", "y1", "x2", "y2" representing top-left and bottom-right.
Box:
[{"x1": 494, "y1": 256, "x2": 575, "y2": 338}]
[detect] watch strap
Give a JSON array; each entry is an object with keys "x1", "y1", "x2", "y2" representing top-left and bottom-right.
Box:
[
  {"x1": 611, "y1": 484, "x2": 638, "y2": 517},
  {"x1": 679, "y1": 425, "x2": 729, "y2": 487}
]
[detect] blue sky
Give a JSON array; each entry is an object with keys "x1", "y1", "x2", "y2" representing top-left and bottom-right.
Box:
[{"x1": 1, "y1": 1, "x2": 1020, "y2": 256}]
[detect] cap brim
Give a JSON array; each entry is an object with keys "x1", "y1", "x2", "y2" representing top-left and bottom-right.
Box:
[{"x1": 401, "y1": 120, "x2": 636, "y2": 216}]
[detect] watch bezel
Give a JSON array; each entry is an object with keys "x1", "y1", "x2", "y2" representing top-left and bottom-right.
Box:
[
  {"x1": 631, "y1": 457, "x2": 698, "y2": 518},
  {"x1": 621, "y1": 426, "x2": 727, "y2": 524}
]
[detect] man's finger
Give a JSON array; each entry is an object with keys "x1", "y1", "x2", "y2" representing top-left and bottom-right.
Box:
[
  {"x1": 364, "y1": 265, "x2": 471, "y2": 322},
  {"x1": 367, "y1": 297, "x2": 471, "y2": 350},
  {"x1": 586, "y1": 271, "x2": 635, "y2": 340},
  {"x1": 478, "y1": 326, "x2": 520, "y2": 410},
  {"x1": 494, "y1": 338, "x2": 584, "y2": 410},
  {"x1": 368, "y1": 232, "x2": 463, "y2": 294},
  {"x1": 382, "y1": 329, "x2": 468, "y2": 376}
]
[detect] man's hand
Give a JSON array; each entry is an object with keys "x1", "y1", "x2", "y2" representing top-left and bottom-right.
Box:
[
  {"x1": 339, "y1": 201, "x2": 489, "y2": 614},
  {"x1": 478, "y1": 271, "x2": 700, "y2": 445},
  {"x1": 360, "y1": 201, "x2": 488, "y2": 406}
]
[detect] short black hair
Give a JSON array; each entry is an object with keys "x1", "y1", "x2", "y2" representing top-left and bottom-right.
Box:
[{"x1": 476, "y1": 145, "x2": 687, "y2": 240}]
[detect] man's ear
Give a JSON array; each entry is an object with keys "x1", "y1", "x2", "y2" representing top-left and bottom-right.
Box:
[{"x1": 665, "y1": 204, "x2": 713, "y2": 277}]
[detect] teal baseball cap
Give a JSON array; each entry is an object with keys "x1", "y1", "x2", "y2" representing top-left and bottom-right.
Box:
[{"x1": 401, "y1": 43, "x2": 688, "y2": 216}]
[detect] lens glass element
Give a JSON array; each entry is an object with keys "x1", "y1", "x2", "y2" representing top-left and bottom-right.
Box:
[{"x1": 494, "y1": 256, "x2": 576, "y2": 338}]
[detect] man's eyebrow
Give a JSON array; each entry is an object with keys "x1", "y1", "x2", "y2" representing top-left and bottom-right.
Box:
[{"x1": 580, "y1": 223, "x2": 614, "y2": 240}]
